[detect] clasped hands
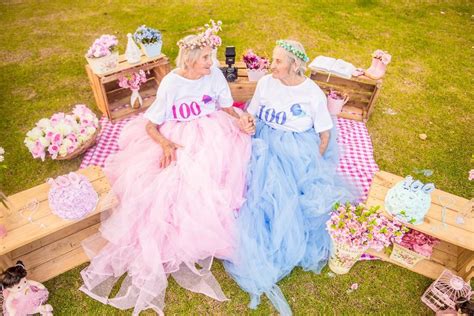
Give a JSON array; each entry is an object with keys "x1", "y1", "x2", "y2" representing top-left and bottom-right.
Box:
[{"x1": 238, "y1": 113, "x2": 256, "y2": 135}]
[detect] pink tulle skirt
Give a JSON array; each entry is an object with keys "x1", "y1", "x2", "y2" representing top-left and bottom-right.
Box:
[{"x1": 80, "y1": 111, "x2": 251, "y2": 315}]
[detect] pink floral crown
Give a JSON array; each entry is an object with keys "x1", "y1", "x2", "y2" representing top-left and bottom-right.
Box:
[{"x1": 176, "y1": 19, "x2": 222, "y2": 50}]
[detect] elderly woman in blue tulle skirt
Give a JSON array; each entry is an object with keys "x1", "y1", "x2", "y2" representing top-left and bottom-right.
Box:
[{"x1": 224, "y1": 40, "x2": 359, "y2": 315}]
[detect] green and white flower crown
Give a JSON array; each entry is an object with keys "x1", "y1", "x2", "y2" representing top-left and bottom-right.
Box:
[{"x1": 276, "y1": 40, "x2": 310, "y2": 63}]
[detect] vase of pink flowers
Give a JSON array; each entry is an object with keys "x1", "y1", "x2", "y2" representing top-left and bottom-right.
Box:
[
  {"x1": 85, "y1": 34, "x2": 119, "y2": 75},
  {"x1": 365, "y1": 49, "x2": 392, "y2": 80},
  {"x1": 24, "y1": 104, "x2": 100, "y2": 161},
  {"x1": 326, "y1": 202, "x2": 407, "y2": 274},
  {"x1": 243, "y1": 50, "x2": 269, "y2": 82},
  {"x1": 118, "y1": 70, "x2": 147, "y2": 109},
  {"x1": 390, "y1": 229, "x2": 439, "y2": 268},
  {"x1": 327, "y1": 89, "x2": 349, "y2": 116}
]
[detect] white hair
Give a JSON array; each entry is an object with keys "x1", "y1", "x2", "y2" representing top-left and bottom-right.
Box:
[
  {"x1": 175, "y1": 35, "x2": 204, "y2": 69},
  {"x1": 279, "y1": 39, "x2": 307, "y2": 76}
]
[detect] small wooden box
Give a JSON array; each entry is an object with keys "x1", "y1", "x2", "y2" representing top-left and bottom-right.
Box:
[
  {"x1": 0, "y1": 166, "x2": 117, "y2": 282},
  {"x1": 366, "y1": 171, "x2": 474, "y2": 282},
  {"x1": 85, "y1": 54, "x2": 171, "y2": 122},
  {"x1": 310, "y1": 71, "x2": 382, "y2": 122}
]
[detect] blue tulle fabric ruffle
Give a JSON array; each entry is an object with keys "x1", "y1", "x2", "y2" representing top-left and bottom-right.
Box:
[{"x1": 224, "y1": 120, "x2": 359, "y2": 315}]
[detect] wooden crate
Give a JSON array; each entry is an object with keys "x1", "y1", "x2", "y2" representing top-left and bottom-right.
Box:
[
  {"x1": 365, "y1": 171, "x2": 474, "y2": 281},
  {"x1": 0, "y1": 166, "x2": 116, "y2": 282},
  {"x1": 310, "y1": 71, "x2": 382, "y2": 122},
  {"x1": 86, "y1": 53, "x2": 171, "y2": 122}
]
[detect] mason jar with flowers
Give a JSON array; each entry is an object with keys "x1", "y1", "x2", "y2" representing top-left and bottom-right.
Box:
[
  {"x1": 133, "y1": 25, "x2": 162, "y2": 58},
  {"x1": 243, "y1": 50, "x2": 269, "y2": 82},
  {"x1": 326, "y1": 202, "x2": 407, "y2": 274},
  {"x1": 85, "y1": 34, "x2": 119, "y2": 75}
]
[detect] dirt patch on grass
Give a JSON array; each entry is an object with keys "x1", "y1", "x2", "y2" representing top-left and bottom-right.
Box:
[
  {"x1": 11, "y1": 86, "x2": 37, "y2": 101},
  {"x1": 0, "y1": 50, "x2": 33, "y2": 66}
]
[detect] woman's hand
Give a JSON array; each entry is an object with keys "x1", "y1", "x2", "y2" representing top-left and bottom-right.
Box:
[
  {"x1": 238, "y1": 113, "x2": 256, "y2": 135},
  {"x1": 160, "y1": 140, "x2": 182, "y2": 168}
]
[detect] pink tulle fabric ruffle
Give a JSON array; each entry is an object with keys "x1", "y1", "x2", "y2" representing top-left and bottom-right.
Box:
[{"x1": 80, "y1": 112, "x2": 251, "y2": 315}]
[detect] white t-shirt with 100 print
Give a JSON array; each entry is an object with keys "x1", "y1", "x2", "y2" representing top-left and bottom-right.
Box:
[
  {"x1": 144, "y1": 66, "x2": 233, "y2": 125},
  {"x1": 247, "y1": 75, "x2": 333, "y2": 133}
]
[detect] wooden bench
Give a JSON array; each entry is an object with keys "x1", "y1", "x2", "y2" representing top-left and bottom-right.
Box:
[
  {"x1": 365, "y1": 171, "x2": 474, "y2": 281},
  {"x1": 0, "y1": 166, "x2": 116, "y2": 282},
  {"x1": 224, "y1": 62, "x2": 381, "y2": 122}
]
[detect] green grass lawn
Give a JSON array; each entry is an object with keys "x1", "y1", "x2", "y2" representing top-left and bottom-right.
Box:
[{"x1": 1, "y1": 0, "x2": 473, "y2": 314}]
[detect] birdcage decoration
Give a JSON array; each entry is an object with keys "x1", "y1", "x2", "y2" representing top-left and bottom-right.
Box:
[{"x1": 421, "y1": 269, "x2": 472, "y2": 312}]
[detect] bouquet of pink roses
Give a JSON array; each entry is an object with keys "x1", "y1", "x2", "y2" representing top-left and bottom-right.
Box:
[
  {"x1": 326, "y1": 202, "x2": 408, "y2": 251},
  {"x1": 397, "y1": 229, "x2": 439, "y2": 257},
  {"x1": 24, "y1": 104, "x2": 99, "y2": 161}
]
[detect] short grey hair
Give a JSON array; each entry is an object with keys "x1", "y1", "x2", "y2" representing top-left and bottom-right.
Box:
[
  {"x1": 175, "y1": 35, "x2": 204, "y2": 69},
  {"x1": 278, "y1": 39, "x2": 307, "y2": 76}
]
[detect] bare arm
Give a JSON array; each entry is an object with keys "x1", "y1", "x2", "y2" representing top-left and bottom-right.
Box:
[
  {"x1": 319, "y1": 130, "x2": 330, "y2": 156},
  {"x1": 146, "y1": 121, "x2": 181, "y2": 168}
]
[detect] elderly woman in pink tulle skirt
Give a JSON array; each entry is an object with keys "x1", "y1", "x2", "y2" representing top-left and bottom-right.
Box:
[{"x1": 80, "y1": 33, "x2": 254, "y2": 315}]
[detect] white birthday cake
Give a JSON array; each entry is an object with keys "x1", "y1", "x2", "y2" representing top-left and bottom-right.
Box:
[{"x1": 384, "y1": 175, "x2": 435, "y2": 225}]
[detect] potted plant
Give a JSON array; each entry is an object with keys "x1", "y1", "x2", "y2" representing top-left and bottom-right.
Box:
[
  {"x1": 390, "y1": 228, "x2": 440, "y2": 268},
  {"x1": 85, "y1": 34, "x2": 119, "y2": 75},
  {"x1": 326, "y1": 202, "x2": 407, "y2": 274},
  {"x1": 133, "y1": 25, "x2": 163, "y2": 58},
  {"x1": 242, "y1": 50, "x2": 269, "y2": 82},
  {"x1": 327, "y1": 89, "x2": 349, "y2": 116},
  {"x1": 24, "y1": 104, "x2": 100, "y2": 161},
  {"x1": 365, "y1": 49, "x2": 392, "y2": 80},
  {"x1": 118, "y1": 70, "x2": 148, "y2": 109}
]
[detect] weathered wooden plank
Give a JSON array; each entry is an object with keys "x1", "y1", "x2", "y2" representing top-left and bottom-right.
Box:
[
  {"x1": 367, "y1": 248, "x2": 449, "y2": 280},
  {"x1": 27, "y1": 246, "x2": 89, "y2": 283},
  {"x1": 14, "y1": 223, "x2": 100, "y2": 270},
  {"x1": 9, "y1": 213, "x2": 101, "y2": 259}
]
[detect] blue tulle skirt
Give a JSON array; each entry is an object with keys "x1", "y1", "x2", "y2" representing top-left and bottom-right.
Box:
[{"x1": 224, "y1": 119, "x2": 359, "y2": 315}]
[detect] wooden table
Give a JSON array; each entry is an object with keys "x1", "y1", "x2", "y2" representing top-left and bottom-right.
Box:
[
  {"x1": 366, "y1": 171, "x2": 474, "y2": 281},
  {"x1": 0, "y1": 166, "x2": 116, "y2": 282}
]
